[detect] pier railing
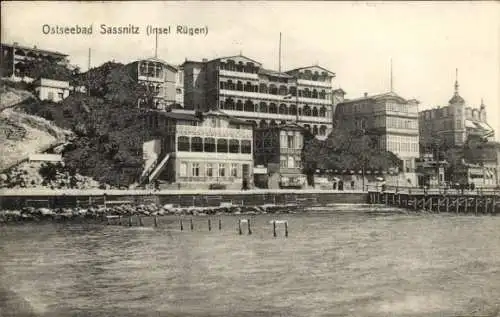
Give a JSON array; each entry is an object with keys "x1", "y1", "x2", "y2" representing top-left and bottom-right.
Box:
[{"x1": 366, "y1": 184, "x2": 500, "y2": 197}]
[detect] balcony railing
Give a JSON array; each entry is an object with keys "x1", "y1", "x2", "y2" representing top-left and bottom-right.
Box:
[
  {"x1": 220, "y1": 89, "x2": 331, "y2": 105},
  {"x1": 176, "y1": 125, "x2": 253, "y2": 139},
  {"x1": 222, "y1": 109, "x2": 331, "y2": 124},
  {"x1": 297, "y1": 79, "x2": 331, "y2": 88},
  {"x1": 219, "y1": 70, "x2": 259, "y2": 80}
]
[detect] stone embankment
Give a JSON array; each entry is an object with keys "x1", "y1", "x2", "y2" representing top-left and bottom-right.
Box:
[{"x1": 0, "y1": 202, "x2": 299, "y2": 224}]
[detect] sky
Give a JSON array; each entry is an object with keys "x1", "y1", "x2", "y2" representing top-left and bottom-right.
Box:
[{"x1": 2, "y1": 1, "x2": 499, "y2": 139}]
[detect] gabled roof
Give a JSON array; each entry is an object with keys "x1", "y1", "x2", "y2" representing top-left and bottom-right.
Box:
[
  {"x1": 137, "y1": 57, "x2": 178, "y2": 71},
  {"x1": 339, "y1": 91, "x2": 407, "y2": 105},
  {"x1": 213, "y1": 55, "x2": 262, "y2": 66},
  {"x1": 285, "y1": 65, "x2": 335, "y2": 77}
]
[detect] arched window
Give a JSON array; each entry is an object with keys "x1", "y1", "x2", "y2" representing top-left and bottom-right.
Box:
[
  {"x1": 289, "y1": 104, "x2": 297, "y2": 115},
  {"x1": 229, "y1": 139, "x2": 240, "y2": 153},
  {"x1": 236, "y1": 100, "x2": 243, "y2": 111},
  {"x1": 269, "y1": 103, "x2": 277, "y2": 114},
  {"x1": 217, "y1": 139, "x2": 228, "y2": 152},
  {"x1": 312, "y1": 89, "x2": 318, "y2": 99},
  {"x1": 304, "y1": 124, "x2": 311, "y2": 131},
  {"x1": 236, "y1": 62, "x2": 244, "y2": 72},
  {"x1": 303, "y1": 105, "x2": 311, "y2": 116},
  {"x1": 192, "y1": 137, "x2": 203, "y2": 152},
  {"x1": 177, "y1": 136, "x2": 190, "y2": 151},
  {"x1": 204, "y1": 137, "x2": 215, "y2": 152},
  {"x1": 320, "y1": 125, "x2": 327, "y2": 136},
  {"x1": 313, "y1": 126, "x2": 318, "y2": 135},
  {"x1": 279, "y1": 104, "x2": 288, "y2": 115},
  {"x1": 304, "y1": 88, "x2": 311, "y2": 98},
  {"x1": 236, "y1": 81, "x2": 243, "y2": 91},
  {"x1": 270, "y1": 120, "x2": 277, "y2": 127},
  {"x1": 241, "y1": 140, "x2": 252, "y2": 153},
  {"x1": 225, "y1": 98, "x2": 235, "y2": 110},
  {"x1": 319, "y1": 90, "x2": 326, "y2": 99},
  {"x1": 244, "y1": 82, "x2": 253, "y2": 92},
  {"x1": 244, "y1": 100, "x2": 254, "y2": 112},
  {"x1": 259, "y1": 102, "x2": 268, "y2": 113},
  {"x1": 312, "y1": 107, "x2": 318, "y2": 117},
  {"x1": 319, "y1": 106, "x2": 326, "y2": 117},
  {"x1": 312, "y1": 72, "x2": 319, "y2": 81},
  {"x1": 259, "y1": 120, "x2": 268, "y2": 128},
  {"x1": 279, "y1": 85, "x2": 288, "y2": 95},
  {"x1": 269, "y1": 84, "x2": 278, "y2": 95},
  {"x1": 290, "y1": 86, "x2": 297, "y2": 96},
  {"x1": 287, "y1": 156, "x2": 295, "y2": 168},
  {"x1": 259, "y1": 83, "x2": 268, "y2": 94},
  {"x1": 227, "y1": 60, "x2": 235, "y2": 71},
  {"x1": 280, "y1": 120, "x2": 286, "y2": 125}
]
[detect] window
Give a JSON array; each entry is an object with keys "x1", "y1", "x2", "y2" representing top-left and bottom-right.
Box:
[
  {"x1": 231, "y1": 163, "x2": 238, "y2": 177},
  {"x1": 204, "y1": 137, "x2": 216, "y2": 152},
  {"x1": 287, "y1": 135, "x2": 294, "y2": 149},
  {"x1": 218, "y1": 163, "x2": 226, "y2": 177},
  {"x1": 192, "y1": 163, "x2": 200, "y2": 177},
  {"x1": 178, "y1": 136, "x2": 190, "y2": 151},
  {"x1": 287, "y1": 156, "x2": 295, "y2": 168},
  {"x1": 217, "y1": 139, "x2": 228, "y2": 152},
  {"x1": 280, "y1": 157, "x2": 287, "y2": 168},
  {"x1": 48, "y1": 91, "x2": 54, "y2": 101},
  {"x1": 192, "y1": 137, "x2": 203, "y2": 152},
  {"x1": 241, "y1": 140, "x2": 252, "y2": 153},
  {"x1": 180, "y1": 162, "x2": 188, "y2": 177},
  {"x1": 229, "y1": 139, "x2": 240, "y2": 153},
  {"x1": 206, "y1": 163, "x2": 213, "y2": 177}
]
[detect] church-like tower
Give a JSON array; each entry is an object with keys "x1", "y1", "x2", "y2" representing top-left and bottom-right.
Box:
[{"x1": 449, "y1": 69, "x2": 466, "y2": 146}]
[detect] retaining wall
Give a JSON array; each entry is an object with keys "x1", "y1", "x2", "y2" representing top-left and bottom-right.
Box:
[{"x1": 0, "y1": 189, "x2": 368, "y2": 210}]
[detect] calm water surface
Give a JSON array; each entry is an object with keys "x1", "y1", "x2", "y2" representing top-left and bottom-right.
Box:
[{"x1": 1, "y1": 205, "x2": 499, "y2": 317}]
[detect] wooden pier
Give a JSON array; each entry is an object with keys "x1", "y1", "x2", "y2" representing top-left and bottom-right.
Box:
[{"x1": 368, "y1": 186, "x2": 500, "y2": 215}]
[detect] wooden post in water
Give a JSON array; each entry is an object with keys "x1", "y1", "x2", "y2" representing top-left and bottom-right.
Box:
[
  {"x1": 455, "y1": 198, "x2": 459, "y2": 214},
  {"x1": 464, "y1": 197, "x2": 469, "y2": 214},
  {"x1": 474, "y1": 197, "x2": 478, "y2": 215},
  {"x1": 285, "y1": 221, "x2": 288, "y2": 237},
  {"x1": 247, "y1": 219, "x2": 252, "y2": 235},
  {"x1": 273, "y1": 221, "x2": 277, "y2": 237},
  {"x1": 190, "y1": 218, "x2": 194, "y2": 231},
  {"x1": 208, "y1": 218, "x2": 212, "y2": 231},
  {"x1": 218, "y1": 218, "x2": 222, "y2": 230},
  {"x1": 154, "y1": 215, "x2": 158, "y2": 227},
  {"x1": 238, "y1": 219, "x2": 242, "y2": 235},
  {"x1": 446, "y1": 197, "x2": 449, "y2": 212},
  {"x1": 138, "y1": 215, "x2": 143, "y2": 226},
  {"x1": 483, "y1": 197, "x2": 488, "y2": 214},
  {"x1": 413, "y1": 197, "x2": 417, "y2": 211},
  {"x1": 180, "y1": 219, "x2": 184, "y2": 231},
  {"x1": 437, "y1": 198, "x2": 441, "y2": 213},
  {"x1": 118, "y1": 215, "x2": 122, "y2": 226}
]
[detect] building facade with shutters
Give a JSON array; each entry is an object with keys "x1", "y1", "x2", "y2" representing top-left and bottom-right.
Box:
[
  {"x1": 142, "y1": 109, "x2": 254, "y2": 189},
  {"x1": 181, "y1": 55, "x2": 335, "y2": 137}
]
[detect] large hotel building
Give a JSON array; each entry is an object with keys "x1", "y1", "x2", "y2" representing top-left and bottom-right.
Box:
[
  {"x1": 181, "y1": 55, "x2": 335, "y2": 136},
  {"x1": 334, "y1": 91, "x2": 420, "y2": 185}
]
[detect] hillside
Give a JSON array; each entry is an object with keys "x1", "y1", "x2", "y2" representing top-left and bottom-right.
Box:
[{"x1": 16, "y1": 61, "x2": 162, "y2": 187}]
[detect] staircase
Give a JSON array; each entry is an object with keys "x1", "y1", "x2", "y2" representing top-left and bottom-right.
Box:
[{"x1": 138, "y1": 152, "x2": 171, "y2": 186}]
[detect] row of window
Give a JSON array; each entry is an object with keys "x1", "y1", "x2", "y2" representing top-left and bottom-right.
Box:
[
  {"x1": 139, "y1": 62, "x2": 164, "y2": 78},
  {"x1": 383, "y1": 135, "x2": 419, "y2": 153},
  {"x1": 386, "y1": 117, "x2": 418, "y2": 130},
  {"x1": 179, "y1": 162, "x2": 241, "y2": 178},
  {"x1": 177, "y1": 136, "x2": 252, "y2": 154},
  {"x1": 279, "y1": 134, "x2": 302, "y2": 149},
  {"x1": 220, "y1": 81, "x2": 329, "y2": 99},
  {"x1": 221, "y1": 99, "x2": 329, "y2": 117}
]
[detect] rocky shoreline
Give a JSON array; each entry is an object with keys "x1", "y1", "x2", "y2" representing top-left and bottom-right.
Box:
[{"x1": 0, "y1": 203, "x2": 300, "y2": 224}]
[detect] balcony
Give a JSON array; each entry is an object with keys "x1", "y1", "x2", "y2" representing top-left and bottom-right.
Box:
[
  {"x1": 219, "y1": 70, "x2": 259, "y2": 80},
  {"x1": 222, "y1": 109, "x2": 332, "y2": 124},
  {"x1": 138, "y1": 75, "x2": 164, "y2": 83},
  {"x1": 176, "y1": 125, "x2": 253, "y2": 139},
  {"x1": 297, "y1": 79, "x2": 331, "y2": 88},
  {"x1": 220, "y1": 89, "x2": 331, "y2": 105},
  {"x1": 174, "y1": 151, "x2": 253, "y2": 161}
]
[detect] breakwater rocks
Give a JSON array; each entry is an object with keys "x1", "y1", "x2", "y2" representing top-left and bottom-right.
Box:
[{"x1": 0, "y1": 203, "x2": 299, "y2": 224}]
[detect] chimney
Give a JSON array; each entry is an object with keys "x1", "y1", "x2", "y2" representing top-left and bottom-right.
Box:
[{"x1": 364, "y1": 92, "x2": 368, "y2": 97}]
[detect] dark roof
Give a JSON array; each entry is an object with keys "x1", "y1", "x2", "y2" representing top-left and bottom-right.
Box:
[
  {"x1": 339, "y1": 91, "x2": 407, "y2": 105},
  {"x1": 154, "y1": 110, "x2": 200, "y2": 121},
  {"x1": 213, "y1": 55, "x2": 263, "y2": 66},
  {"x1": 206, "y1": 109, "x2": 254, "y2": 125},
  {"x1": 1, "y1": 42, "x2": 68, "y2": 57},
  {"x1": 258, "y1": 68, "x2": 293, "y2": 79},
  {"x1": 255, "y1": 122, "x2": 305, "y2": 132}
]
